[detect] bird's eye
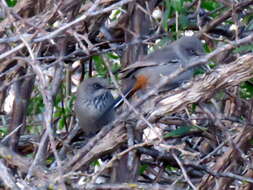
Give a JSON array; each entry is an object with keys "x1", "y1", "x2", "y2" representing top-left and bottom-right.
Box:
[
  {"x1": 93, "y1": 83, "x2": 103, "y2": 90},
  {"x1": 189, "y1": 49, "x2": 197, "y2": 56}
]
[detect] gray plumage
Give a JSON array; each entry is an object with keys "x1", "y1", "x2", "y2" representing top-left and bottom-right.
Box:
[
  {"x1": 74, "y1": 78, "x2": 115, "y2": 136},
  {"x1": 121, "y1": 36, "x2": 205, "y2": 94}
]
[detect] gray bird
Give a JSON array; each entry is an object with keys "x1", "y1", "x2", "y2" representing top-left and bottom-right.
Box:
[
  {"x1": 120, "y1": 35, "x2": 205, "y2": 98},
  {"x1": 74, "y1": 78, "x2": 115, "y2": 136}
]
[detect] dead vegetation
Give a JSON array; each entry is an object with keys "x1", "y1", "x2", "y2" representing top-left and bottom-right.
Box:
[{"x1": 0, "y1": 0, "x2": 253, "y2": 189}]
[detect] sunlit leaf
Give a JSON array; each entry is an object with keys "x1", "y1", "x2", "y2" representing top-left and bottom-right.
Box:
[
  {"x1": 0, "y1": 127, "x2": 8, "y2": 137},
  {"x1": 165, "y1": 164, "x2": 178, "y2": 172},
  {"x1": 107, "y1": 52, "x2": 119, "y2": 60}
]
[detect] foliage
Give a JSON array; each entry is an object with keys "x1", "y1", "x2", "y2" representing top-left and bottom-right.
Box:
[{"x1": 0, "y1": 0, "x2": 253, "y2": 189}]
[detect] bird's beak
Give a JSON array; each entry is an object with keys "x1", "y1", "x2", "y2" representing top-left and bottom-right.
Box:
[
  {"x1": 197, "y1": 50, "x2": 205, "y2": 56},
  {"x1": 106, "y1": 85, "x2": 116, "y2": 90}
]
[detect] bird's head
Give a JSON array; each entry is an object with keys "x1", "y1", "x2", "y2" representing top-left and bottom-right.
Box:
[
  {"x1": 76, "y1": 78, "x2": 114, "y2": 101},
  {"x1": 177, "y1": 36, "x2": 205, "y2": 59}
]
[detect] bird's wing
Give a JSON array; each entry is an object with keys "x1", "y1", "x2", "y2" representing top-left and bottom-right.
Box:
[
  {"x1": 120, "y1": 61, "x2": 157, "y2": 78},
  {"x1": 120, "y1": 45, "x2": 182, "y2": 78},
  {"x1": 120, "y1": 57, "x2": 182, "y2": 79}
]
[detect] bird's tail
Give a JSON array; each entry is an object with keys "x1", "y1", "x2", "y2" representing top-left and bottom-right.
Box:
[{"x1": 112, "y1": 75, "x2": 148, "y2": 109}]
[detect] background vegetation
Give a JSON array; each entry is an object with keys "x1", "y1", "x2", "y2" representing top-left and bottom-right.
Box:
[{"x1": 0, "y1": 0, "x2": 253, "y2": 189}]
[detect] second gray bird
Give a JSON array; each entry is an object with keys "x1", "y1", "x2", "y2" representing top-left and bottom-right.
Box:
[{"x1": 120, "y1": 35, "x2": 205, "y2": 98}]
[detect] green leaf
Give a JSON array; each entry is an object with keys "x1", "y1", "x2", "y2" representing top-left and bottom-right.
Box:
[
  {"x1": 171, "y1": 0, "x2": 183, "y2": 12},
  {"x1": 6, "y1": 0, "x2": 17, "y2": 7},
  {"x1": 240, "y1": 81, "x2": 253, "y2": 99},
  {"x1": 165, "y1": 164, "x2": 178, "y2": 172},
  {"x1": 163, "y1": 0, "x2": 186, "y2": 31},
  {"x1": 139, "y1": 164, "x2": 149, "y2": 174},
  {"x1": 106, "y1": 53, "x2": 121, "y2": 74},
  {"x1": 191, "y1": 103, "x2": 197, "y2": 112},
  {"x1": 109, "y1": 9, "x2": 121, "y2": 21},
  {"x1": 28, "y1": 95, "x2": 44, "y2": 115},
  {"x1": 26, "y1": 125, "x2": 43, "y2": 134},
  {"x1": 208, "y1": 62, "x2": 217, "y2": 69},
  {"x1": 59, "y1": 118, "x2": 65, "y2": 129},
  {"x1": 243, "y1": 15, "x2": 253, "y2": 29},
  {"x1": 201, "y1": 1, "x2": 219, "y2": 11},
  {"x1": 204, "y1": 43, "x2": 212, "y2": 53},
  {"x1": 107, "y1": 52, "x2": 119, "y2": 60},
  {"x1": 54, "y1": 110, "x2": 62, "y2": 118},
  {"x1": 179, "y1": 14, "x2": 189, "y2": 29},
  {"x1": 46, "y1": 157, "x2": 54, "y2": 165},
  {"x1": 249, "y1": 139, "x2": 253, "y2": 145},
  {"x1": 92, "y1": 55, "x2": 107, "y2": 77},
  {"x1": 233, "y1": 44, "x2": 253, "y2": 53},
  {"x1": 91, "y1": 160, "x2": 100, "y2": 166},
  {"x1": 65, "y1": 96, "x2": 75, "y2": 114},
  {"x1": 111, "y1": 63, "x2": 121, "y2": 73},
  {"x1": 162, "y1": 1, "x2": 171, "y2": 32},
  {"x1": 0, "y1": 127, "x2": 8, "y2": 137},
  {"x1": 164, "y1": 125, "x2": 198, "y2": 138},
  {"x1": 194, "y1": 67, "x2": 205, "y2": 75},
  {"x1": 93, "y1": 55, "x2": 104, "y2": 65}
]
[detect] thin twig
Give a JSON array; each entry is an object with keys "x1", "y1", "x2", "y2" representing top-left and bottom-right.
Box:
[{"x1": 172, "y1": 151, "x2": 197, "y2": 190}]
